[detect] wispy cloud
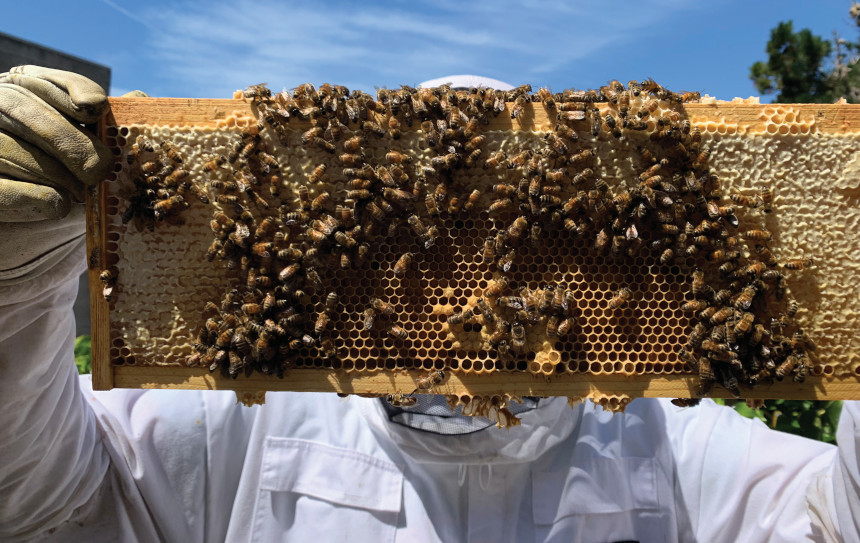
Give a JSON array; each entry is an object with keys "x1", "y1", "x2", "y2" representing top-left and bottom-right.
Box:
[
  {"x1": 136, "y1": 0, "x2": 702, "y2": 97},
  {"x1": 100, "y1": 0, "x2": 158, "y2": 31}
]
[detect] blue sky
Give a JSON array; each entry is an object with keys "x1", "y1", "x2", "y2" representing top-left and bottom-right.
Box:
[{"x1": 3, "y1": 1, "x2": 858, "y2": 101}]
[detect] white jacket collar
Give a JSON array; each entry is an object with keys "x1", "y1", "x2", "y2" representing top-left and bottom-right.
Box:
[{"x1": 358, "y1": 396, "x2": 583, "y2": 465}]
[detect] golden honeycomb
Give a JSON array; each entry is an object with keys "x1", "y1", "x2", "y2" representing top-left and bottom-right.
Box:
[{"x1": 88, "y1": 82, "x2": 860, "y2": 422}]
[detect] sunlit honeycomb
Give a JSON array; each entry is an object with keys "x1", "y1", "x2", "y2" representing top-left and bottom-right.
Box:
[{"x1": 94, "y1": 81, "x2": 843, "y2": 419}]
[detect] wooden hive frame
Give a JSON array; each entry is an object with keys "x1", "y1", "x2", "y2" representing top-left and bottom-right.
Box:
[{"x1": 87, "y1": 94, "x2": 860, "y2": 409}]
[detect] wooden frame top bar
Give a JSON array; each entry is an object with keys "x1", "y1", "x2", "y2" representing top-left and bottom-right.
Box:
[{"x1": 105, "y1": 97, "x2": 860, "y2": 134}]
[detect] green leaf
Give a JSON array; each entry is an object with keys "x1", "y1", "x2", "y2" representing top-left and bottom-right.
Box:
[
  {"x1": 734, "y1": 402, "x2": 759, "y2": 419},
  {"x1": 74, "y1": 335, "x2": 92, "y2": 375}
]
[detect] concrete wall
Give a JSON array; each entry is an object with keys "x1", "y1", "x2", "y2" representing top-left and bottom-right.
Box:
[{"x1": 0, "y1": 32, "x2": 111, "y2": 337}]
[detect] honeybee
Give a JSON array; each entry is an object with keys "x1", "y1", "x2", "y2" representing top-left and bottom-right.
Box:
[
  {"x1": 507, "y1": 150, "x2": 532, "y2": 169},
  {"x1": 153, "y1": 195, "x2": 187, "y2": 220},
  {"x1": 242, "y1": 303, "x2": 262, "y2": 316},
  {"x1": 340, "y1": 153, "x2": 364, "y2": 167},
  {"x1": 464, "y1": 148, "x2": 483, "y2": 168},
  {"x1": 616, "y1": 90, "x2": 631, "y2": 117},
  {"x1": 363, "y1": 308, "x2": 376, "y2": 331},
  {"x1": 734, "y1": 284, "x2": 758, "y2": 310},
  {"x1": 755, "y1": 244, "x2": 778, "y2": 267},
  {"x1": 498, "y1": 249, "x2": 516, "y2": 272},
  {"x1": 511, "y1": 322, "x2": 526, "y2": 352},
  {"x1": 135, "y1": 135, "x2": 155, "y2": 153},
  {"x1": 387, "y1": 324, "x2": 408, "y2": 341},
  {"x1": 163, "y1": 168, "x2": 189, "y2": 187},
  {"x1": 783, "y1": 258, "x2": 813, "y2": 270},
  {"x1": 590, "y1": 108, "x2": 601, "y2": 136},
  {"x1": 161, "y1": 141, "x2": 183, "y2": 163},
  {"x1": 489, "y1": 198, "x2": 513, "y2": 214},
  {"x1": 759, "y1": 187, "x2": 774, "y2": 213},
  {"x1": 385, "y1": 392, "x2": 417, "y2": 407},
  {"x1": 690, "y1": 268, "x2": 707, "y2": 297},
  {"x1": 99, "y1": 266, "x2": 118, "y2": 287},
  {"x1": 568, "y1": 149, "x2": 593, "y2": 168},
  {"x1": 537, "y1": 315, "x2": 557, "y2": 339},
  {"x1": 257, "y1": 151, "x2": 279, "y2": 171},
  {"x1": 774, "y1": 355, "x2": 800, "y2": 380},
  {"x1": 677, "y1": 91, "x2": 700, "y2": 103},
  {"x1": 545, "y1": 133, "x2": 568, "y2": 156},
  {"x1": 792, "y1": 358, "x2": 809, "y2": 383},
  {"x1": 710, "y1": 306, "x2": 734, "y2": 325},
  {"x1": 414, "y1": 370, "x2": 446, "y2": 392},
  {"x1": 750, "y1": 323, "x2": 767, "y2": 346},
  {"x1": 729, "y1": 192, "x2": 760, "y2": 209},
  {"x1": 486, "y1": 321, "x2": 510, "y2": 349},
  {"x1": 365, "y1": 201, "x2": 386, "y2": 221},
  {"x1": 388, "y1": 116, "x2": 401, "y2": 139},
  {"x1": 343, "y1": 136, "x2": 364, "y2": 158},
  {"x1": 743, "y1": 262, "x2": 766, "y2": 277},
  {"x1": 278, "y1": 263, "x2": 301, "y2": 282},
  {"x1": 366, "y1": 298, "x2": 395, "y2": 320},
  {"x1": 373, "y1": 166, "x2": 395, "y2": 187},
  {"x1": 659, "y1": 247, "x2": 675, "y2": 265},
  {"x1": 361, "y1": 120, "x2": 386, "y2": 138},
  {"x1": 476, "y1": 297, "x2": 495, "y2": 324},
  {"x1": 785, "y1": 298, "x2": 799, "y2": 321},
  {"x1": 555, "y1": 316, "x2": 576, "y2": 337},
  {"x1": 608, "y1": 287, "x2": 632, "y2": 309},
  {"x1": 383, "y1": 188, "x2": 414, "y2": 204},
  {"x1": 507, "y1": 216, "x2": 528, "y2": 244},
  {"x1": 311, "y1": 192, "x2": 331, "y2": 212},
  {"x1": 463, "y1": 189, "x2": 482, "y2": 212},
  {"x1": 447, "y1": 308, "x2": 475, "y2": 325},
  {"x1": 743, "y1": 229, "x2": 772, "y2": 242},
  {"x1": 510, "y1": 95, "x2": 528, "y2": 119},
  {"x1": 682, "y1": 299, "x2": 708, "y2": 313},
  {"x1": 251, "y1": 241, "x2": 273, "y2": 259},
  {"x1": 692, "y1": 147, "x2": 711, "y2": 170},
  {"x1": 393, "y1": 252, "x2": 413, "y2": 276},
  {"x1": 792, "y1": 329, "x2": 816, "y2": 351},
  {"x1": 314, "y1": 312, "x2": 331, "y2": 334},
  {"x1": 734, "y1": 312, "x2": 755, "y2": 335},
  {"x1": 301, "y1": 126, "x2": 323, "y2": 146},
  {"x1": 385, "y1": 150, "x2": 412, "y2": 164},
  {"x1": 484, "y1": 277, "x2": 509, "y2": 298}
]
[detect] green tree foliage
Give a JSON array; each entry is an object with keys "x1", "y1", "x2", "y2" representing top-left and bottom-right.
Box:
[
  {"x1": 751, "y1": 4, "x2": 860, "y2": 104},
  {"x1": 749, "y1": 21, "x2": 834, "y2": 103},
  {"x1": 74, "y1": 335, "x2": 92, "y2": 374},
  {"x1": 714, "y1": 399, "x2": 841, "y2": 445}
]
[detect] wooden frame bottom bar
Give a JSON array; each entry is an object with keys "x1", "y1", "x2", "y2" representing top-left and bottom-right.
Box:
[{"x1": 110, "y1": 366, "x2": 858, "y2": 400}]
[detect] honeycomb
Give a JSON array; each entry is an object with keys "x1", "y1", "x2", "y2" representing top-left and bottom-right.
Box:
[{"x1": 89, "y1": 81, "x2": 859, "y2": 425}]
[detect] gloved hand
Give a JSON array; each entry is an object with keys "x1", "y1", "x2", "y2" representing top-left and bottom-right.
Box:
[{"x1": 0, "y1": 65, "x2": 114, "y2": 284}]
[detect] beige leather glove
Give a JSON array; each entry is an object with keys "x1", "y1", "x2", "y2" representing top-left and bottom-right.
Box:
[{"x1": 0, "y1": 65, "x2": 113, "y2": 284}]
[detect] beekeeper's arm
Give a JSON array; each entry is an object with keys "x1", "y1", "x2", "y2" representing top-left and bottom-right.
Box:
[
  {"x1": 663, "y1": 398, "x2": 860, "y2": 541},
  {"x1": 0, "y1": 66, "x2": 237, "y2": 542}
]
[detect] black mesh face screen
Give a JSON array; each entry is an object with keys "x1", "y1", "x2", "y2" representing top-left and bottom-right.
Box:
[{"x1": 380, "y1": 395, "x2": 540, "y2": 435}]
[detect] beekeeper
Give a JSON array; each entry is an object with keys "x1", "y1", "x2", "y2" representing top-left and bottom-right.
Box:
[{"x1": 0, "y1": 66, "x2": 856, "y2": 542}]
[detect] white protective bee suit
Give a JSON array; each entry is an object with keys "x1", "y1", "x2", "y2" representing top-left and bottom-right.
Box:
[{"x1": 1, "y1": 69, "x2": 859, "y2": 543}]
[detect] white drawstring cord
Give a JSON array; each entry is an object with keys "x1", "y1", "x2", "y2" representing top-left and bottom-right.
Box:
[
  {"x1": 478, "y1": 464, "x2": 492, "y2": 491},
  {"x1": 458, "y1": 464, "x2": 494, "y2": 489}
]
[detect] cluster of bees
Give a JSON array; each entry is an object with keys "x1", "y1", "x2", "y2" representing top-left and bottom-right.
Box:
[
  {"x1": 120, "y1": 76, "x2": 815, "y2": 403},
  {"x1": 122, "y1": 137, "x2": 209, "y2": 226}
]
